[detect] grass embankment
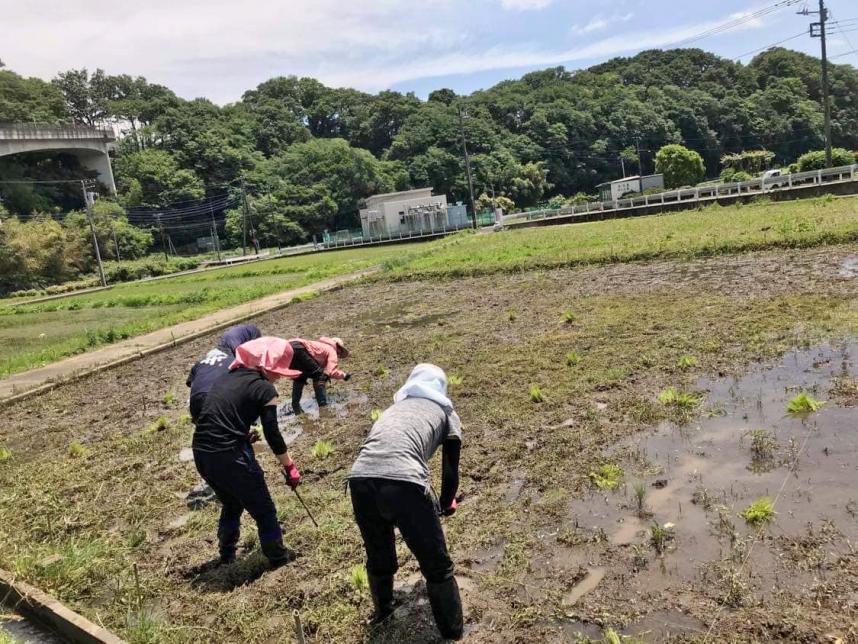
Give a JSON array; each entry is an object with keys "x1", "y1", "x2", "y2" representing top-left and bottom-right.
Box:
[
  {"x1": 386, "y1": 196, "x2": 858, "y2": 278},
  {"x1": 0, "y1": 243, "x2": 426, "y2": 377},
  {"x1": 1, "y1": 242, "x2": 856, "y2": 642}
]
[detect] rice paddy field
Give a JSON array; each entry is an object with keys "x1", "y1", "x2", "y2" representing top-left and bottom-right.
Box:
[{"x1": 1, "y1": 196, "x2": 858, "y2": 643}]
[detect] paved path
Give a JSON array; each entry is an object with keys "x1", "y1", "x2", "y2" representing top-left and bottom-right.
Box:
[{"x1": 0, "y1": 269, "x2": 376, "y2": 404}]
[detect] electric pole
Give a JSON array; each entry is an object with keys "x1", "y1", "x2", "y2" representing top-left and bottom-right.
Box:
[
  {"x1": 457, "y1": 105, "x2": 478, "y2": 229},
  {"x1": 156, "y1": 214, "x2": 168, "y2": 262},
  {"x1": 802, "y1": 0, "x2": 834, "y2": 167},
  {"x1": 209, "y1": 201, "x2": 222, "y2": 262},
  {"x1": 619, "y1": 155, "x2": 627, "y2": 178},
  {"x1": 81, "y1": 181, "x2": 107, "y2": 287},
  {"x1": 240, "y1": 178, "x2": 250, "y2": 255},
  {"x1": 110, "y1": 215, "x2": 121, "y2": 262}
]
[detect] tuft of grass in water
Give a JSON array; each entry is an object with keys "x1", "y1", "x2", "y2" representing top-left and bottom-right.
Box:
[
  {"x1": 370, "y1": 409, "x2": 382, "y2": 422},
  {"x1": 0, "y1": 445, "x2": 11, "y2": 463},
  {"x1": 602, "y1": 627, "x2": 623, "y2": 644},
  {"x1": 311, "y1": 440, "x2": 333, "y2": 460},
  {"x1": 633, "y1": 482, "x2": 647, "y2": 513},
  {"x1": 448, "y1": 374, "x2": 464, "y2": 386},
  {"x1": 126, "y1": 607, "x2": 163, "y2": 644},
  {"x1": 787, "y1": 391, "x2": 824, "y2": 414},
  {"x1": 163, "y1": 390, "x2": 175, "y2": 405},
  {"x1": 676, "y1": 355, "x2": 698, "y2": 370},
  {"x1": 658, "y1": 387, "x2": 703, "y2": 409},
  {"x1": 350, "y1": 564, "x2": 368, "y2": 593},
  {"x1": 507, "y1": 309, "x2": 518, "y2": 322},
  {"x1": 589, "y1": 464, "x2": 624, "y2": 490},
  {"x1": 529, "y1": 385, "x2": 544, "y2": 403},
  {"x1": 740, "y1": 497, "x2": 776, "y2": 526},
  {"x1": 650, "y1": 522, "x2": 674, "y2": 554},
  {"x1": 746, "y1": 429, "x2": 777, "y2": 460},
  {"x1": 68, "y1": 441, "x2": 89, "y2": 459},
  {"x1": 566, "y1": 352, "x2": 581, "y2": 367},
  {"x1": 563, "y1": 309, "x2": 576, "y2": 324}
]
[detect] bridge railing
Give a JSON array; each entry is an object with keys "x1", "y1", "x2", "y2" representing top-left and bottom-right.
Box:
[{"x1": 0, "y1": 122, "x2": 116, "y2": 141}]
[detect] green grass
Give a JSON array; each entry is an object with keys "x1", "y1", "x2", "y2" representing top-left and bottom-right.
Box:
[
  {"x1": 740, "y1": 497, "x2": 776, "y2": 526},
  {"x1": 68, "y1": 441, "x2": 89, "y2": 459},
  {"x1": 448, "y1": 374, "x2": 464, "y2": 386},
  {"x1": 676, "y1": 355, "x2": 698, "y2": 370},
  {"x1": 529, "y1": 384, "x2": 544, "y2": 403},
  {"x1": 0, "y1": 446, "x2": 11, "y2": 463},
  {"x1": 658, "y1": 387, "x2": 703, "y2": 409},
  {"x1": 0, "y1": 243, "x2": 426, "y2": 376},
  {"x1": 350, "y1": 564, "x2": 368, "y2": 592},
  {"x1": 566, "y1": 352, "x2": 581, "y2": 367},
  {"x1": 787, "y1": 391, "x2": 824, "y2": 414},
  {"x1": 385, "y1": 197, "x2": 858, "y2": 279}
]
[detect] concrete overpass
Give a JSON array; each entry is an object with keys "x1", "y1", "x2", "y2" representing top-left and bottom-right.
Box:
[{"x1": 0, "y1": 123, "x2": 117, "y2": 192}]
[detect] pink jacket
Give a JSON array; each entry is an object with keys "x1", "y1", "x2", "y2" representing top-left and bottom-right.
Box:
[{"x1": 290, "y1": 338, "x2": 346, "y2": 380}]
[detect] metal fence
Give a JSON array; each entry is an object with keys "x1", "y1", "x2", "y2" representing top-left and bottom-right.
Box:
[
  {"x1": 0, "y1": 122, "x2": 116, "y2": 141},
  {"x1": 506, "y1": 164, "x2": 858, "y2": 224}
]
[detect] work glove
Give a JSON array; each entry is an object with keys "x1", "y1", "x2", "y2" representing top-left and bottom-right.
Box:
[
  {"x1": 439, "y1": 498, "x2": 457, "y2": 517},
  {"x1": 283, "y1": 462, "x2": 302, "y2": 489},
  {"x1": 344, "y1": 373, "x2": 352, "y2": 382},
  {"x1": 248, "y1": 428, "x2": 261, "y2": 444}
]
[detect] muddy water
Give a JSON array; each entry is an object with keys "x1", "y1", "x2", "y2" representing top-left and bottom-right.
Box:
[
  {"x1": 0, "y1": 610, "x2": 67, "y2": 643},
  {"x1": 276, "y1": 389, "x2": 368, "y2": 445},
  {"x1": 567, "y1": 343, "x2": 858, "y2": 630}
]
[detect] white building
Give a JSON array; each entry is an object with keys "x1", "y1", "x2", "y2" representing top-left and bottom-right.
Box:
[
  {"x1": 359, "y1": 188, "x2": 449, "y2": 238},
  {"x1": 597, "y1": 174, "x2": 665, "y2": 202}
]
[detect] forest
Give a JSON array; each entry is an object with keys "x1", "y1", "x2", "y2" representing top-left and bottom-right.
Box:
[{"x1": 0, "y1": 47, "x2": 857, "y2": 292}]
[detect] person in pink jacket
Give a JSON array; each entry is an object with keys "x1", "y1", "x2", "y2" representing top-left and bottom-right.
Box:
[{"x1": 287, "y1": 336, "x2": 351, "y2": 414}]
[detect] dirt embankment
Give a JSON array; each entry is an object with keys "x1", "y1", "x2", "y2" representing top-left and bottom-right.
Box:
[{"x1": 2, "y1": 244, "x2": 858, "y2": 642}]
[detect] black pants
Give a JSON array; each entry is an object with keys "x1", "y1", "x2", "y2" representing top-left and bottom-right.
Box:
[
  {"x1": 350, "y1": 478, "x2": 455, "y2": 583},
  {"x1": 289, "y1": 342, "x2": 328, "y2": 412},
  {"x1": 193, "y1": 444, "x2": 282, "y2": 548}
]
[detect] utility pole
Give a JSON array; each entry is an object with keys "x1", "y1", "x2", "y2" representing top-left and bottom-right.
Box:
[
  {"x1": 619, "y1": 155, "x2": 627, "y2": 178},
  {"x1": 209, "y1": 201, "x2": 222, "y2": 262},
  {"x1": 802, "y1": 0, "x2": 833, "y2": 167},
  {"x1": 240, "y1": 179, "x2": 250, "y2": 256},
  {"x1": 457, "y1": 106, "x2": 478, "y2": 229},
  {"x1": 110, "y1": 214, "x2": 121, "y2": 262},
  {"x1": 635, "y1": 136, "x2": 644, "y2": 176},
  {"x1": 156, "y1": 214, "x2": 168, "y2": 262},
  {"x1": 81, "y1": 181, "x2": 107, "y2": 287}
]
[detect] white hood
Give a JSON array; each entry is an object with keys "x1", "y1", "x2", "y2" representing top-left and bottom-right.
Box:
[{"x1": 393, "y1": 363, "x2": 453, "y2": 413}]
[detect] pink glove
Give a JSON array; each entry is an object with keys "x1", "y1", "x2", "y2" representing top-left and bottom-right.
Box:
[
  {"x1": 440, "y1": 498, "x2": 457, "y2": 517},
  {"x1": 283, "y1": 462, "x2": 302, "y2": 489}
]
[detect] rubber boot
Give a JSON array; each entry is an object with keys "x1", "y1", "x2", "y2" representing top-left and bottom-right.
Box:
[
  {"x1": 426, "y1": 578, "x2": 463, "y2": 641},
  {"x1": 217, "y1": 522, "x2": 240, "y2": 565},
  {"x1": 367, "y1": 574, "x2": 395, "y2": 624},
  {"x1": 260, "y1": 538, "x2": 296, "y2": 568}
]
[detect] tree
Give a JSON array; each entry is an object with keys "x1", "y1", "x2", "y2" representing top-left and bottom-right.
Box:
[
  {"x1": 113, "y1": 149, "x2": 205, "y2": 207},
  {"x1": 655, "y1": 144, "x2": 705, "y2": 188},
  {"x1": 0, "y1": 70, "x2": 67, "y2": 122},
  {"x1": 52, "y1": 68, "x2": 114, "y2": 126},
  {"x1": 796, "y1": 148, "x2": 857, "y2": 171},
  {"x1": 63, "y1": 200, "x2": 152, "y2": 262}
]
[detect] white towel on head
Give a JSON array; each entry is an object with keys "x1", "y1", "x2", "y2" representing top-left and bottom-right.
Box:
[{"x1": 393, "y1": 363, "x2": 453, "y2": 413}]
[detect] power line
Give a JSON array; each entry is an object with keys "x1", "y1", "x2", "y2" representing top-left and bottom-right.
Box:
[
  {"x1": 669, "y1": 0, "x2": 804, "y2": 48},
  {"x1": 734, "y1": 30, "x2": 808, "y2": 58}
]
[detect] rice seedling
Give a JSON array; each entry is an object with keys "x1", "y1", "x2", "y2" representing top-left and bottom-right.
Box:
[
  {"x1": 633, "y1": 482, "x2": 647, "y2": 513},
  {"x1": 163, "y1": 390, "x2": 175, "y2": 405},
  {"x1": 739, "y1": 497, "x2": 776, "y2": 526},
  {"x1": 589, "y1": 464, "x2": 624, "y2": 490},
  {"x1": 0, "y1": 445, "x2": 11, "y2": 463},
  {"x1": 370, "y1": 409, "x2": 383, "y2": 422},
  {"x1": 602, "y1": 627, "x2": 623, "y2": 644},
  {"x1": 787, "y1": 391, "x2": 824, "y2": 414},
  {"x1": 676, "y1": 355, "x2": 698, "y2": 370},
  {"x1": 350, "y1": 564, "x2": 368, "y2": 592},
  {"x1": 746, "y1": 429, "x2": 777, "y2": 460},
  {"x1": 529, "y1": 385, "x2": 544, "y2": 403},
  {"x1": 448, "y1": 374, "x2": 464, "y2": 386},
  {"x1": 68, "y1": 441, "x2": 89, "y2": 459},
  {"x1": 147, "y1": 416, "x2": 170, "y2": 433},
  {"x1": 650, "y1": 522, "x2": 674, "y2": 554},
  {"x1": 658, "y1": 387, "x2": 703, "y2": 409},
  {"x1": 311, "y1": 440, "x2": 333, "y2": 460},
  {"x1": 507, "y1": 309, "x2": 518, "y2": 322},
  {"x1": 566, "y1": 352, "x2": 581, "y2": 367},
  {"x1": 374, "y1": 365, "x2": 390, "y2": 378},
  {"x1": 563, "y1": 309, "x2": 576, "y2": 324}
]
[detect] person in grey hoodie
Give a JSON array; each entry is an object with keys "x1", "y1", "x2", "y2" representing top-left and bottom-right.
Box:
[{"x1": 348, "y1": 364, "x2": 463, "y2": 640}]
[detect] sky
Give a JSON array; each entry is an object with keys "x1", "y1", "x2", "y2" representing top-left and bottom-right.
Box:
[{"x1": 1, "y1": 0, "x2": 857, "y2": 104}]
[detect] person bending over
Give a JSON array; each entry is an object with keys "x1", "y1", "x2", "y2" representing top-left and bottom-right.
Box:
[
  {"x1": 186, "y1": 323, "x2": 262, "y2": 423},
  {"x1": 288, "y1": 336, "x2": 351, "y2": 414},
  {"x1": 193, "y1": 337, "x2": 303, "y2": 566},
  {"x1": 348, "y1": 364, "x2": 463, "y2": 640}
]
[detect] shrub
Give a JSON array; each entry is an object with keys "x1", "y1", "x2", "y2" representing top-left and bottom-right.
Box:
[
  {"x1": 655, "y1": 144, "x2": 705, "y2": 188},
  {"x1": 796, "y1": 148, "x2": 856, "y2": 171}
]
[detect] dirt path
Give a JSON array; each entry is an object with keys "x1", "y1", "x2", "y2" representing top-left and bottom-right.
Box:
[{"x1": 0, "y1": 268, "x2": 376, "y2": 403}]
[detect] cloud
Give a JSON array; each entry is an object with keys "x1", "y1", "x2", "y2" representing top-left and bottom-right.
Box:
[
  {"x1": 571, "y1": 13, "x2": 633, "y2": 36},
  {"x1": 500, "y1": 0, "x2": 553, "y2": 10}
]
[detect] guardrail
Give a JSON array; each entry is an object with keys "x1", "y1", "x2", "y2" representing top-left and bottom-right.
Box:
[
  {"x1": 0, "y1": 122, "x2": 116, "y2": 141},
  {"x1": 506, "y1": 164, "x2": 858, "y2": 224}
]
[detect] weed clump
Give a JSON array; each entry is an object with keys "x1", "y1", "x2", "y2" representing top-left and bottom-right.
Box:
[
  {"x1": 507, "y1": 309, "x2": 518, "y2": 322},
  {"x1": 350, "y1": 564, "x2": 368, "y2": 592},
  {"x1": 374, "y1": 366, "x2": 390, "y2": 378},
  {"x1": 676, "y1": 355, "x2": 698, "y2": 370},
  {"x1": 311, "y1": 440, "x2": 333, "y2": 460},
  {"x1": 589, "y1": 464, "x2": 624, "y2": 490},
  {"x1": 787, "y1": 392, "x2": 824, "y2": 414},
  {"x1": 529, "y1": 385, "x2": 544, "y2": 403},
  {"x1": 370, "y1": 409, "x2": 382, "y2": 422},
  {"x1": 563, "y1": 309, "x2": 576, "y2": 324},
  {"x1": 746, "y1": 429, "x2": 777, "y2": 460},
  {"x1": 658, "y1": 387, "x2": 702, "y2": 409},
  {"x1": 448, "y1": 374, "x2": 464, "y2": 386},
  {"x1": 68, "y1": 441, "x2": 89, "y2": 459},
  {"x1": 566, "y1": 352, "x2": 581, "y2": 367},
  {"x1": 147, "y1": 416, "x2": 171, "y2": 433},
  {"x1": 633, "y1": 483, "x2": 647, "y2": 514},
  {"x1": 0, "y1": 446, "x2": 11, "y2": 463},
  {"x1": 650, "y1": 522, "x2": 674, "y2": 554},
  {"x1": 163, "y1": 390, "x2": 175, "y2": 405},
  {"x1": 740, "y1": 497, "x2": 776, "y2": 526}
]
